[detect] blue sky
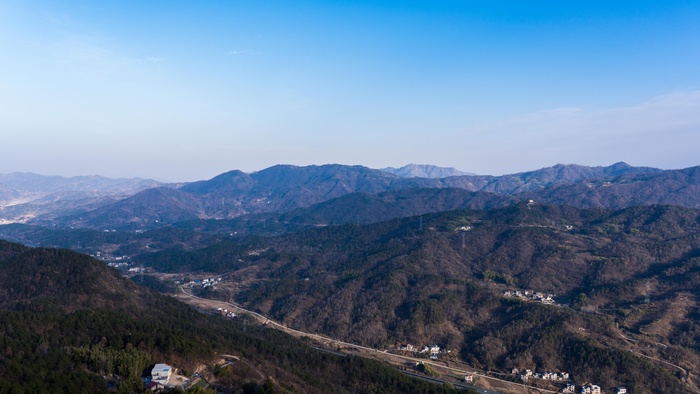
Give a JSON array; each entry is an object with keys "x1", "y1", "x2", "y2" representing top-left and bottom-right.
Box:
[{"x1": 1, "y1": 0, "x2": 699, "y2": 181}]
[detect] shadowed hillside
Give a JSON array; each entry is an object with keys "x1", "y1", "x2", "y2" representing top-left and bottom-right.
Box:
[
  {"x1": 0, "y1": 241, "x2": 468, "y2": 393},
  {"x1": 135, "y1": 204, "x2": 700, "y2": 393}
]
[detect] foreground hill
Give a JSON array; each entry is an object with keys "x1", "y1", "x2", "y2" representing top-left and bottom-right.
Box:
[
  {"x1": 0, "y1": 240, "x2": 466, "y2": 393},
  {"x1": 136, "y1": 203, "x2": 700, "y2": 393}
]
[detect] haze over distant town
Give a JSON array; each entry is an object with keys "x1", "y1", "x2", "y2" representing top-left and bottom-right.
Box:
[{"x1": 1, "y1": 1, "x2": 699, "y2": 181}]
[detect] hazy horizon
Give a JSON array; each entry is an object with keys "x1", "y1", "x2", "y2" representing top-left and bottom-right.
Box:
[
  {"x1": 0, "y1": 160, "x2": 689, "y2": 184},
  {"x1": 2, "y1": 1, "x2": 699, "y2": 181}
]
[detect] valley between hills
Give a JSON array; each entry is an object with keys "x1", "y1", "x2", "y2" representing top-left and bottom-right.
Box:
[{"x1": 2, "y1": 163, "x2": 700, "y2": 393}]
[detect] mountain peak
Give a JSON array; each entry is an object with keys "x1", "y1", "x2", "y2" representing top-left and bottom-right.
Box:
[
  {"x1": 380, "y1": 164, "x2": 474, "y2": 178},
  {"x1": 180, "y1": 170, "x2": 255, "y2": 195}
]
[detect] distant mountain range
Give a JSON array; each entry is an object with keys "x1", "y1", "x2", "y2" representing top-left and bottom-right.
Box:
[
  {"x1": 380, "y1": 164, "x2": 475, "y2": 178},
  {"x1": 3, "y1": 162, "x2": 700, "y2": 393},
  {"x1": 0, "y1": 172, "x2": 163, "y2": 224},
  {"x1": 2, "y1": 162, "x2": 698, "y2": 231}
]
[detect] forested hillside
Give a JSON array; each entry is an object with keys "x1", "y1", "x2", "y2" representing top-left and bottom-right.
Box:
[
  {"x1": 0, "y1": 241, "x2": 468, "y2": 393},
  {"x1": 135, "y1": 203, "x2": 700, "y2": 393}
]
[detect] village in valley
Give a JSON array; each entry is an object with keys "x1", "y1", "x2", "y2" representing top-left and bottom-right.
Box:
[
  {"x1": 97, "y1": 249, "x2": 640, "y2": 394},
  {"x1": 106, "y1": 258, "x2": 632, "y2": 394},
  {"x1": 502, "y1": 289, "x2": 557, "y2": 305}
]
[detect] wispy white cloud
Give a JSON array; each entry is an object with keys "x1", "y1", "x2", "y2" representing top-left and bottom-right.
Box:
[
  {"x1": 48, "y1": 34, "x2": 142, "y2": 81},
  {"x1": 458, "y1": 90, "x2": 700, "y2": 173},
  {"x1": 228, "y1": 50, "x2": 260, "y2": 55},
  {"x1": 471, "y1": 90, "x2": 700, "y2": 136}
]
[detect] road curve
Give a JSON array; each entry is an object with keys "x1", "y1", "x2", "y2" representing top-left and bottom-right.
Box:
[{"x1": 178, "y1": 287, "x2": 560, "y2": 394}]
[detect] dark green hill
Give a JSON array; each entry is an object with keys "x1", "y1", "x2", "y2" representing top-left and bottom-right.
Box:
[
  {"x1": 0, "y1": 241, "x2": 468, "y2": 394},
  {"x1": 0, "y1": 243, "x2": 144, "y2": 310}
]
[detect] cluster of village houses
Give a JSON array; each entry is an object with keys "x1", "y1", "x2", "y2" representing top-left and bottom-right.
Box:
[
  {"x1": 399, "y1": 344, "x2": 441, "y2": 354},
  {"x1": 514, "y1": 369, "x2": 626, "y2": 394},
  {"x1": 399, "y1": 344, "x2": 447, "y2": 359},
  {"x1": 503, "y1": 289, "x2": 556, "y2": 305},
  {"x1": 105, "y1": 259, "x2": 147, "y2": 274},
  {"x1": 516, "y1": 368, "x2": 569, "y2": 381},
  {"x1": 182, "y1": 277, "x2": 222, "y2": 288},
  {"x1": 563, "y1": 383, "x2": 627, "y2": 394},
  {"x1": 106, "y1": 260, "x2": 130, "y2": 269},
  {"x1": 104, "y1": 256, "x2": 152, "y2": 275}
]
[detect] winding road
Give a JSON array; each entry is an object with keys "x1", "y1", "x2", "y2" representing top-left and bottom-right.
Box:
[{"x1": 177, "y1": 286, "x2": 559, "y2": 394}]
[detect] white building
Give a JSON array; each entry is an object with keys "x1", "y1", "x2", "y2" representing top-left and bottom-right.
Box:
[
  {"x1": 581, "y1": 384, "x2": 601, "y2": 394},
  {"x1": 562, "y1": 383, "x2": 576, "y2": 393},
  {"x1": 151, "y1": 363, "x2": 172, "y2": 384}
]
